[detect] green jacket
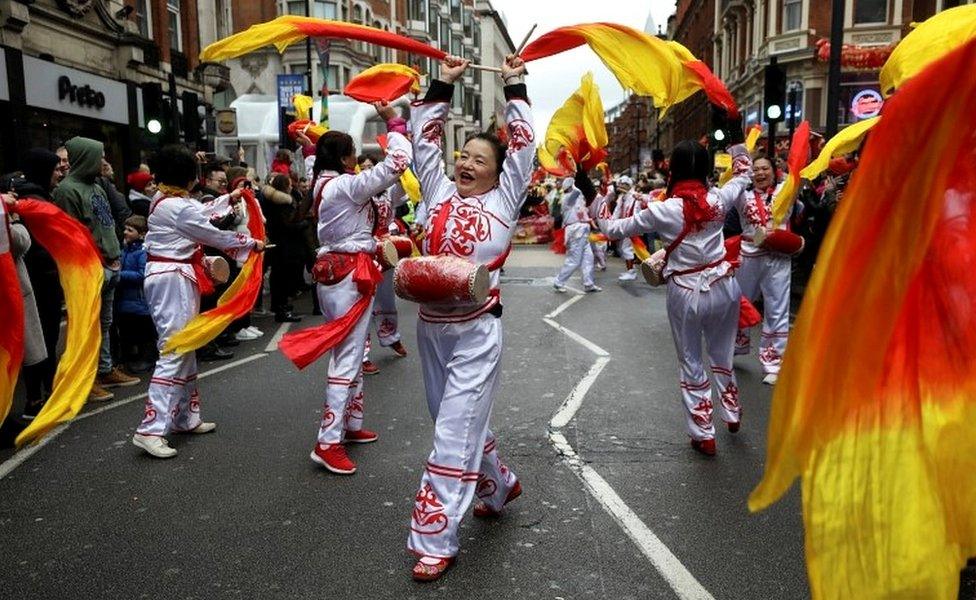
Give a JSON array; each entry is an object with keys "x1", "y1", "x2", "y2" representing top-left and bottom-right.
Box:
[{"x1": 52, "y1": 137, "x2": 120, "y2": 263}]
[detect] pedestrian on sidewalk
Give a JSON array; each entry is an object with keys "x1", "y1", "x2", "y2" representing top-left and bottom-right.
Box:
[
  {"x1": 52, "y1": 137, "x2": 140, "y2": 401},
  {"x1": 404, "y1": 54, "x2": 530, "y2": 582},
  {"x1": 132, "y1": 145, "x2": 264, "y2": 459},
  {"x1": 594, "y1": 139, "x2": 753, "y2": 457}
]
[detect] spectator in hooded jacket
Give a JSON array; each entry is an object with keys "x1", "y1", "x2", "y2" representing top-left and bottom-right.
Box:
[
  {"x1": 52, "y1": 137, "x2": 140, "y2": 401},
  {"x1": 115, "y1": 215, "x2": 157, "y2": 373}
]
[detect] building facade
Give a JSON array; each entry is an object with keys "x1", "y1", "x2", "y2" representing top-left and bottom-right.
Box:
[
  {"x1": 662, "y1": 0, "x2": 975, "y2": 153},
  {"x1": 0, "y1": 0, "x2": 233, "y2": 174}
]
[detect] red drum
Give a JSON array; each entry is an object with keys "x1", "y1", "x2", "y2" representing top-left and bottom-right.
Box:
[
  {"x1": 203, "y1": 256, "x2": 230, "y2": 284},
  {"x1": 394, "y1": 255, "x2": 489, "y2": 305},
  {"x1": 388, "y1": 235, "x2": 414, "y2": 259},
  {"x1": 758, "y1": 229, "x2": 805, "y2": 255},
  {"x1": 375, "y1": 238, "x2": 399, "y2": 270}
]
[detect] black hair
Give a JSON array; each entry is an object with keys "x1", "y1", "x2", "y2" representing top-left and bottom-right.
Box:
[
  {"x1": 357, "y1": 152, "x2": 381, "y2": 166},
  {"x1": 202, "y1": 163, "x2": 225, "y2": 180},
  {"x1": 753, "y1": 155, "x2": 775, "y2": 170},
  {"x1": 464, "y1": 132, "x2": 506, "y2": 175},
  {"x1": 269, "y1": 172, "x2": 291, "y2": 192},
  {"x1": 312, "y1": 131, "x2": 355, "y2": 183},
  {"x1": 150, "y1": 145, "x2": 199, "y2": 188},
  {"x1": 667, "y1": 140, "x2": 712, "y2": 194}
]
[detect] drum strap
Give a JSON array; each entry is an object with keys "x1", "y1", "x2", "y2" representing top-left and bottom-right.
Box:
[{"x1": 148, "y1": 249, "x2": 214, "y2": 296}]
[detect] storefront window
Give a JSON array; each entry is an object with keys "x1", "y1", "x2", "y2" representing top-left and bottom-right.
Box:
[
  {"x1": 136, "y1": 0, "x2": 152, "y2": 38},
  {"x1": 854, "y1": 0, "x2": 887, "y2": 24},
  {"x1": 783, "y1": 0, "x2": 801, "y2": 31},
  {"x1": 167, "y1": 0, "x2": 182, "y2": 50}
]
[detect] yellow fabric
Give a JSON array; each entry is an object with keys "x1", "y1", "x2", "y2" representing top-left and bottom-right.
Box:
[
  {"x1": 163, "y1": 256, "x2": 258, "y2": 355},
  {"x1": 201, "y1": 16, "x2": 370, "y2": 62},
  {"x1": 17, "y1": 259, "x2": 102, "y2": 446},
  {"x1": 537, "y1": 72, "x2": 607, "y2": 175},
  {"x1": 401, "y1": 168, "x2": 421, "y2": 203},
  {"x1": 293, "y1": 94, "x2": 314, "y2": 120},
  {"x1": 879, "y1": 5, "x2": 976, "y2": 96},
  {"x1": 799, "y1": 117, "x2": 878, "y2": 182},
  {"x1": 745, "y1": 125, "x2": 762, "y2": 152},
  {"x1": 714, "y1": 153, "x2": 731, "y2": 169},
  {"x1": 749, "y1": 39, "x2": 976, "y2": 599}
]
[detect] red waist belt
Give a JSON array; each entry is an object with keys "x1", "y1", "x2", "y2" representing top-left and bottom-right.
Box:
[
  {"x1": 312, "y1": 252, "x2": 361, "y2": 285},
  {"x1": 667, "y1": 258, "x2": 726, "y2": 279},
  {"x1": 147, "y1": 252, "x2": 214, "y2": 295}
]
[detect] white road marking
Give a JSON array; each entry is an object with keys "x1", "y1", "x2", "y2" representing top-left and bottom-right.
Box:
[
  {"x1": 264, "y1": 322, "x2": 293, "y2": 353},
  {"x1": 0, "y1": 352, "x2": 269, "y2": 480},
  {"x1": 544, "y1": 294, "x2": 716, "y2": 600}
]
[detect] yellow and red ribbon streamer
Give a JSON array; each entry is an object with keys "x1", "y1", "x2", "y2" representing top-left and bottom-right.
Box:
[
  {"x1": 0, "y1": 202, "x2": 25, "y2": 425},
  {"x1": 798, "y1": 116, "x2": 877, "y2": 182},
  {"x1": 750, "y1": 39, "x2": 976, "y2": 599},
  {"x1": 344, "y1": 63, "x2": 421, "y2": 103},
  {"x1": 537, "y1": 72, "x2": 608, "y2": 176},
  {"x1": 10, "y1": 200, "x2": 103, "y2": 447},
  {"x1": 163, "y1": 191, "x2": 266, "y2": 355},
  {"x1": 769, "y1": 120, "x2": 810, "y2": 228}
]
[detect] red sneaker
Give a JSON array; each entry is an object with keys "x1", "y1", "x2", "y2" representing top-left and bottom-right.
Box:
[
  {"x1": 412, "y1": 556, "x2": 455, "y2": 582},
  {"x1": 390, "y1": 341, "x2": 407, "y2": 357},
  {"x1": 361, "y1": 360, "x2": 380, "y2": 375},
  {"x1": 344, "y1": 429, "x2": 379, "y2": 444},
  {"x1": 691, "y1": 438, "x2": 717, "y2": 456},
  {"x1": 310, "y1": 443, "x2": 357, "y2": 474},
  {"x1": 473, "y1": 480, "x2": 522, "y2": 518}
]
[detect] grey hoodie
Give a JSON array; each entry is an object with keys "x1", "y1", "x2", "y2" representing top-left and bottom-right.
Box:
[{"x1": 52, "y1": 137, "x2": 120, "y2": 262}]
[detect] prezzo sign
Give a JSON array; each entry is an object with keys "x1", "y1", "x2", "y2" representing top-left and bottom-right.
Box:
[{"x1": 23, "y1": 55, "x2": 129, "y2": 124}]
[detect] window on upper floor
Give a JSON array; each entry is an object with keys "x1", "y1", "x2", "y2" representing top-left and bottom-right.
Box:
[
  {"x1": 439, "y1": 17, "x2": 451, "y2": 52},
  {"x1": 352, "y1": 3, "x2": 363, "y2": 23},
  {"x1": 167, "y1": 0, "x2": 182, "y2": 50},
  {"x1": 136, "y1": 0, "x2": 152, "y2": 38},
  {"x1": 450, "y1": 0, "x2": 461, "y2": 22},
  {"x1": 407, "y1": 0, "x2": 427, "y2": 22},
  {"x1": 462, "y1": 5, "x2": 473, "y2": 38},
  {"x1": 783, "y1": 0, "x2": 802, "y2": 31},
  {"x1": 854, "y1": 0, "x2": 887, "y2": 24},
  {"x1": 314, "y1": 1, "x2": 337, "y2": 19}
]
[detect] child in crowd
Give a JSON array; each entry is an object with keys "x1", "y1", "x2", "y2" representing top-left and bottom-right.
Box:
[{"x1": 115, "y1": 215, "x2": 157, "y2": 373}]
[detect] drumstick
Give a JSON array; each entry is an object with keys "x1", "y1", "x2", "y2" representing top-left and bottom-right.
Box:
[
  {"x1": 263, "y1": 243, "x2": 277, "y2": 249},
  {"x1": 469, "y1": 63, "x2": 501, "y2": 74},
  {"x1": 514, "y1": 24, "x2": 537, "y2": 56}
]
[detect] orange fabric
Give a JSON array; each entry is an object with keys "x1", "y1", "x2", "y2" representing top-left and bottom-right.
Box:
[
  {"x1": 550, "y1": 228, "x2": 566, "y2": 254},
  {"x1": 538, "y1": 73, "x2": 609, "y2": 176},
  {"x1": 750, "y1": 39, "x2": 976, "y2": 599},
  {"x1": 0, "y1": 220, "x2": 24, "y2": 424},
  {"x1": 344, "y1": 63, "x2": 420, "y2": 103},
  {"x1": 10, "y1": 200, "x2": 103, "y2": 446},
  {"x1": 163, "y1": 190, "x2": 266, "y2": 355},
  {"x1": 201, "y1": 16, "x2": 447, "y2": 62},
  {"x1": 770, "y1": 120, "x2": 810, "y2": 227}
]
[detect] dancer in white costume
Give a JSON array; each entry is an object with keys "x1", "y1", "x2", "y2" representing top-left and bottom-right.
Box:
[
  {"x1": 133, "y1": 145, "x2": 264, "y2": 459},
  {"x1": 595, "y1": 140, "x2": 752, "y2": 457},
  {"x1": 612, "y1": 175, "x2": 642, "y2": 281},
  {"x1": 302, "y1": 104, "x2": 412, "y2": 475},
  {"x1": 406, "y1": 54, "x2": 532, "y2": 582},
  {"x1": 553, "y1": 176, "x2": 601, "y2": 293},
  {"x1": 734, "y1": 156, "x2": 792, "y2": 385}
]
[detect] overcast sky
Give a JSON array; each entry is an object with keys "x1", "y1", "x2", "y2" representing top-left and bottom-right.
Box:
[{"x1": 489, "y1": 0, "x2": 677, "y2": 134}]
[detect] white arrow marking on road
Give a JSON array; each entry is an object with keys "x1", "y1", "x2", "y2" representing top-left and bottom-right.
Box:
[{"x1": 544, "y1": 294, "x2": 716, "y2": 600}]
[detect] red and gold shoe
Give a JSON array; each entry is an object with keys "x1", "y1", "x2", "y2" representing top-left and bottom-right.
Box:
[
  {"x1": 344, "y1": 428, "x2": 379, "y2": 444},
  {"x1": 361, "y1": 360, "x2": 380, "y2": 375},
  {"x1": 411, "y1": 556, "x2": 455, "y2": 582},
  {"x1": 691, "y1": 438, "x2": 717, "y2": 456},
  {"x1": 473, "y1": 480, "x2": 522, "y2": 518},
  {"x1": 390, "y1": 341, "x2": 408, "y2": 357},
  {"x1": 309, "y1": 443, "x2": 357, "y2": 474}
]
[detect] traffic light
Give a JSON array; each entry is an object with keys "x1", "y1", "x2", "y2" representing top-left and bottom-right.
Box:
[
  {"x1": 711, "y1": 105, "x2": 729, "y2": 149},
  {"x1": 181, "y1": 91, "x2": 201, "y2": 147},
  {"x1": 764, "y1": 57, "x2": 786, "y2": 123},
  {"x1": 142, "y1": 82, "x2": 172, "y2": 143}
]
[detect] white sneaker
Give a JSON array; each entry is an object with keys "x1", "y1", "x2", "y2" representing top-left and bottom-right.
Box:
[
  {"x1": 553, "y1": 283, "x2": 567, "y2": 293},
  {"x1": 235, "y1": 329, "x2": 260, "y2": 341},
  {"x1": 618, "y1": 270, "x2": 637, "y2": 281},
  {"x1": 185, "y1": 422, "x2": 217, "y2": 434},
  {"x1": 762, "y1": 373, "x2": 779, "y2": 385},
  {"x1": 132, "y1": 434, "x2": 178, "y2": 458},
  {"x1": 245, "y1": 326, "x2": 264, "y2": 337},
  {"x1": 584, "y1": 285, "x2": 603, "y2": 293}
]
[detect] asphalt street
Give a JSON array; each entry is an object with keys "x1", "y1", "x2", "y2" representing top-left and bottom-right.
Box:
[{"x1": 0, "y1": 246, "x2": 809, "y2": 600}]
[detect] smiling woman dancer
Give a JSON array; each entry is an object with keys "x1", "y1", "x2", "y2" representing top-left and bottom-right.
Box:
[{"x1": 404, "y1": 54, "x2": 533, "y2": 582}]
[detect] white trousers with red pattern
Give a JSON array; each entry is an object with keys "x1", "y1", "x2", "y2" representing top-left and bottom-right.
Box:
[
  {"x1": 408, "y1": 314, "x2": 518, "y2": 559},
  {"x1": 137, "y1": 272, "x2": 203, "y2": 436},
  {"x1": 372, "y1": 269, "x2": 401, "y2": 347},
  {"x1": 316, "y1": 272, "x2": 374, "y2": 445},
  {"x1": 735, "y1": 253, "x2": 791, "y2": 375},
  {"x1": 591, "y1": 240, "x2": 607, "y2": 269},
  {"x1": 666, "y1": 276, "x2": 742, "y2": 441}
]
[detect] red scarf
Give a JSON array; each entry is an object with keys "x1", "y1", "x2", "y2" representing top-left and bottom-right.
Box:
[{"x1": 671, "y1": 180, "x2": 715, "y2": 232}]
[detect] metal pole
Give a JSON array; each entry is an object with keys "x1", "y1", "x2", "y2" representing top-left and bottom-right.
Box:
[
  {"x1": 305, "y1": 0, "x2": 314, "y2": 94},
  {"x1": 767, "y1": 119, "x2": 776, "y2": 159},
  {"x1": 787, "y1": 84, "x2": 798, "y2": 141},
  {"x1": 825, "y1": 0, "x2": 845, "y2": 138}
]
